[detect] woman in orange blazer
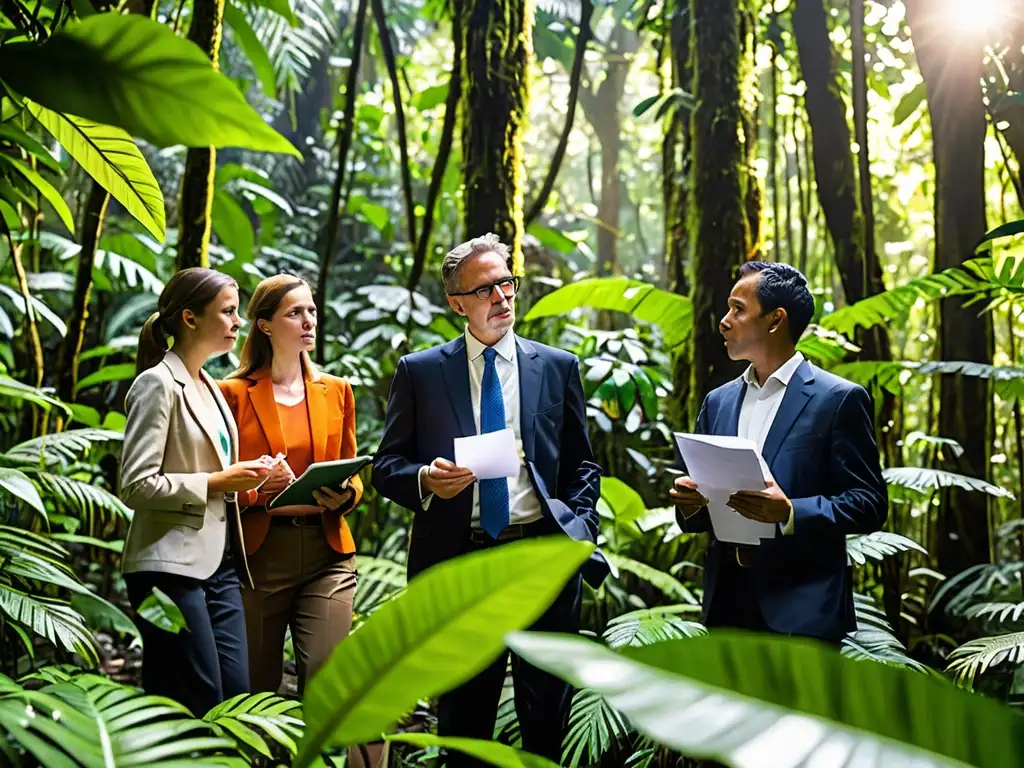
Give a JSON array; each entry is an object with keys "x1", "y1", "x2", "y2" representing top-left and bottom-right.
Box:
[{"x1": 218, "y1": 274, "x2": 362, "y2": 696}]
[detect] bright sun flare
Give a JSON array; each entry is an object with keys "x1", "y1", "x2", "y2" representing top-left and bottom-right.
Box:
[{"x1": 946, "y1": 0, "x2": 1014, "y2": 36}]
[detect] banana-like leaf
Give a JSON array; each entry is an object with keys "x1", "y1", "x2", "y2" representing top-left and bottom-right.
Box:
[
  {"x1": 524, "y1": 278, "x2": 692, "y2": 350},
  {"x1": 602, "y1": 605, "x2": 706, "y2": 649},
  {"x1": 846, "y1": 531, "x2": 927, "y2": 566},
  {"x1": 294, "y1": 537, "x2": 593, "y2": 766},
  {"x1": 604, "y1": 552, "x2": 699, "y2": 605},
  {"x1": 598, "y1": 477, "x2": 647, "y2": 533},
  {"x1": 0, "y1": 154, "x2": 75, "y2": 232},
  {"x1": 204, "y1": 692, "x2": 304, "y2": 760},
  {"x1": 0, "y1": 466, "x2": 46, "y2": 515},
  {"x1": 0, "y1": 15, "x2": 299, "y2": 156},
  {"x1": 137, "y1": 586, "x2": 188, "y2": 635},
  {"x1": 883, "y1": 467, "x2": 1015, "y2": 499},
  {"x1": 947, "y1": 633, "x2": 1024, "y2": 689},
  {"x1": 6, "y1": 428, "x2": 122, "y2": 469},
  {"x1": 28, "y1": 104, "x2": 165, "y2": 240},
  {"x1": 386, "y1": 734, "x2": 558, "y2": 768},
  {"x1": 508, "y1": 631, "x2": 1024, "y2": 767}
]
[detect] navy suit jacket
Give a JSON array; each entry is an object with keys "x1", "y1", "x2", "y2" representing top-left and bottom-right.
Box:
[
  {"x1": 680, "y1": 359, "x2": 888, "y2": 642},
  {"x1": 372, "y1": 334, "x2": 608, "y2": 586}
]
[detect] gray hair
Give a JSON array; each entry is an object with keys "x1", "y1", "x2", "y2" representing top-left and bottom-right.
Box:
[{"x1": 441, "y1": 233, "x2": 512, "y2": 294}]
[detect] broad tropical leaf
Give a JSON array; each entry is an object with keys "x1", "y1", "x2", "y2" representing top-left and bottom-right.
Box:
[
  {"x1": 598, "y1": 477, "x2": 647, "y2": 533},
  {"x1": 846, "y1": 531, "x2": 927, "y2": 566},
  {"x1": 602, "y1": 605, "x2": 706, "y2": 649},
  {"x1": 883, "y1": 467, "x2": 1015, "y2": 499},
  {"x1": 524, "y1": 278, "x2": 692, "y2": 350},
  {"x1": 0, "y1": 375, "x2": 69, "y2": 414},
  {"x1": 204, "y1": 692, "x2": 304, "y2": 760},
  {"x1": 294, "y1": 537, "x2": 594, "y2": 766},
  {"x1": 794, "y1": 324, "x2": 860, "y2": 363},
  {"x1": 28, "y1": 104, "x2": 165, "y2": 240},
  {"x1": 508, "y1": 631, "x2": 1024, "y2": 767},
  {"x1": 0, "y1": 466, "x2": 46, "y2": 515},
  {"x1": 386, "y1": 734, "x2": 558, "y2": 768},
  {"x1": 137, "y1": 587, "x2": 188, "y2": 634},
  {"x1": 604, "y1": 553, "x2": 699, "y2": 605},
  {"x1": 561, "y1": 688, "x2": 630, "y2": 768},
  {"x1": 0, "y1": 154, "x2": 75, "y2": 232},
  {"x1": 0, "y1": 15, "x2": 299, "y2": 156},
  {"x1": 947, "y1": 633, "x2": 1024, "y2": 687},
  {"x1": 6, "y1": 428, "x2": 122, "y2": 469}
]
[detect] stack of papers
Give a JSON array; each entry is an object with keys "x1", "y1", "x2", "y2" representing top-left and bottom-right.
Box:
[
  {"x1": 453, "y1": 428, "x2": 520, "y2": 479},
  {"x1": 673, "y1": 433, "x2": 777, "y2": 545}
]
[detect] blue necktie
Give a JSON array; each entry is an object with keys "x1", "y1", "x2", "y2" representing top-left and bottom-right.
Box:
[{"x1": 479, "y1": 347, "x2": 510, "y2": 538}]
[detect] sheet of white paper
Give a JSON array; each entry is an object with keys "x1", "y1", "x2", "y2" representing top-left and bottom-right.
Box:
[
  {"x1": 674, "y1": 432, "x2": 777, "y2": 545},
  {"x1": 454, "y1": 428, "x2": 520, "y2": 480}
]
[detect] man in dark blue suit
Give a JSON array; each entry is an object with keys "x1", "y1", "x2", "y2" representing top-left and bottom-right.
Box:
[
  {"x1": 372, "y1": 233, "x2": 605, "y2": 766},
  {"x1": 670, "y1": 261, "x2": 887, "y2": 643}
]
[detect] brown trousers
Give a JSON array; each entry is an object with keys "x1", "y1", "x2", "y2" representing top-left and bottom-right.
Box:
[{"x1": 244, "y1": 523, "x2": 388, "y2": 767}]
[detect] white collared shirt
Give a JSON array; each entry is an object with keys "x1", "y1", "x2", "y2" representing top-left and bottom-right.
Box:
[
  {"x1": 418, "y1": 329, "x2": 543, "y2": 527},
  {"x1": 738, "y1": 351, "x2": 805, "y2": 534}
]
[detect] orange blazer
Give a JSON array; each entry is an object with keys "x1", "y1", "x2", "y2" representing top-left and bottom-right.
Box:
[{"x1": 218, "y1": 368, "x2": 363, "y2": 556}]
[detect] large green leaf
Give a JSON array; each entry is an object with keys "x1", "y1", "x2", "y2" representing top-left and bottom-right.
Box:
[
  {"x1": 0, "y1": 467, "x2": 46, "y2": 515},
  {"x1": 223, "y1": 1, "x2": 277, "y2": 98},
  {"x1": 524, "y1": 278, "x2": 693, "y2": 350},
  {"x1": 29, "y1": 104, "x2": 165, "y2": 240},
  {"x1": 211, "y1": 189, "x2": 255, "y2": 260},
  {"x1": 508, "y1": 631, "x2": 1024, "y2": 767},
  {"x1": 604, "y1": 553, "x2": 698, "y2": 605},
  {"x1": 294, "y1": 537, "x2": 594, "y2": 766},
  {"x1": 598, "y1": 477, "x2": 646, "y2": 533},
  {"x1": 0, "y1": 14, "x2": 299, "y2": 156},
  {"x1": 0, "y1": 154, "x2": 75, "y2": 232},
  {"x1": 386, "y1": 734, "x2": 559, "y2": 767},
  {"x1": 0, "y1": 375, "x2": 70, "y2": 414}
]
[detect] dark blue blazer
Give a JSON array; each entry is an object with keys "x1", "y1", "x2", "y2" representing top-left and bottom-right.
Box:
[
  {"x1": 680, "y1": 358, "x2": 888, "y2": 642},
  {"x1": 372, "y1": 334, "x2": 608, "y2": 586}
]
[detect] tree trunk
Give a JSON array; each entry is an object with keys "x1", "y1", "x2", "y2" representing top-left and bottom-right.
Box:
[
  {"x1": 458, "y1": 0, "x2": 533, "y2": 274},
  {"x1": 57, "y1": 183, "x2": 108, "y2": 403},
  {"x1": 176, "y1": 0, "x2": 225, "y2": 270},
  {"x1": 688, "y1": 0, "x2": 748, "y2": 416},
  {"x1": 906, "y1": 0, "x2": 993, "y2": 573}
]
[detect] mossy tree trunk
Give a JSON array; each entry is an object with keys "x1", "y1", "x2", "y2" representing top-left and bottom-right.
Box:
[
  {"x1": 906, "y1": 0, "x2": 993, "y2": 574},
  {"x1": 457, "y1": 0, "x2": 533, "y2": 274},
  {"x1": 687, "y1": 0, "x2": 749, "y2": 417},
  {"x1": 176, "y1": 0, "x2": 224, "y2": 270}
]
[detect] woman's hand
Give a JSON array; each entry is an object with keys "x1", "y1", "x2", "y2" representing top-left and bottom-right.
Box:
[
  {"x1": 260, "y1": 455, "x2": 295, "y2": 495},
  {"x1": 209, "y1": 459, "x2": 273, "y2": 493},
  {"x1": 312, "y1": 481, "x2": 356, "y2": 511}
]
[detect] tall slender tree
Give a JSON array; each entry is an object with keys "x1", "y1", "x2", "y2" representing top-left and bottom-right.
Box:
[
  {"x1": 905, "y1": 0, "x2": 994, "y2": 574},
  {"x1": 176, "y1": 0, "x2": 224, "y2": 270},
  {"x1": 457, "y1": 0, "x2": 534, "y2": 273}
]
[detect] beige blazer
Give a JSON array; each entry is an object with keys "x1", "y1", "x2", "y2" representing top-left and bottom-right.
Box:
[{"x1": 120, "y1": 351, "x2": 252, "y2": 586}]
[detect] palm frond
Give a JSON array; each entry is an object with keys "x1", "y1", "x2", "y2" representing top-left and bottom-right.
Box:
[
  {"x1": 930, "y1": 563, "x2": 1022, "y2": 617},
  {"x1": 842, "y1": 628, "x2": 930, "y2": 673},
  {"x1": 353, "y1": 555, "x2": 407, "y2": 621},
  {"x1": 535, "y1": 0, "x2": 582, "y2": 21},
  {"x1": 947, "y1": 632, "x2": 1024, "y2": 687},
  {"x1": 966, "y1": 602, "x2": 1024, "y2": 625},
  {"x1": 883, "y1": 467, "x2": 1015, "y2": 499},
  {"x1": 853, "y1": 592, "x2": 895, "y2": 632},
  {"x1": 249, "y1": 0, "x2": 335, "y2": 102},
  {"x1": 602, "y1": 605, "x2": 705, "y2": 649},
  {"x1": 0, "y1": 588, "x2": 99, "y2": 666},
  {"x1": 846, "y1": 531, "x2": 927, "y2": 566},
  {"x1": 5, "y1": 428, "x2": 122, "y2": 469},
  {"x1": 561, "y1": 688, "x2": 631, "y2": 768},
  {"x1": 604, "y1": 553, "x2": 699, "y2": 605},
  {"x1": 31, "y1": 470, "x2": 132, "y2": 532},
  {"x1": 832, "y1": 359, "x2": 1024, "y2": 403},
  {"x1": 204, "y1": 692, "x2": 305, "y2": 761}
]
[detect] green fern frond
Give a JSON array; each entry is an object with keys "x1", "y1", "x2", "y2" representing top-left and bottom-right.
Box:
[
  {"x1": 0, "y1": 587, "x2": 99, "y2": 666},
  {"x1": 841, "y1": 629, "x2": 929, "y2": 673},
  {"x1": 883, "y1": 467, "x2": 1015, "y2": 499},
  {"x1": 930, "y1": 563, "x2": 1021, "y2": 617},
  {"x1": 31, "y1": 470, "x2": 131, "y2": 532},
  {"x1": 204, "y1": 691, "x2": 304, "y2": 760},
  {"x1": 832, "y1": 360, "x2": 1024, "y2": 402},
  {"x1": 250, "y1": 0, "x2": 335, "y2": 102},
  {"x1": 966, "y1": 602, "x2": 1024, "y2": 625},
  {"x1": 947, "y1": 632, "x2": 1024, "y2": 687},
  {"x1": 5, "y1": 428, "x2": 122, "y2": 469},
  {"x1": 602, "y1": 605, "x2": 705, "y2": 649},
  {"x1": 561, "y1": 688, "x2": 631, "y2": 768},
  {"x1": 846, "y1": 531, "x2": 927, "y2": 566}
]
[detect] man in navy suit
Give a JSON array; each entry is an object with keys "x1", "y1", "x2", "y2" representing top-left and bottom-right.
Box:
[
  {"x1": 670, "y1": 261, "x2": 887, "y2": 643},
  {"x1": 372, "y1": 233, "x2": 605, "y2": 766}
]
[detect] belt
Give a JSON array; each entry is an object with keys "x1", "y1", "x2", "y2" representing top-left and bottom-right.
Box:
[
  {"x1": 269, "y1": 514, "x2": 321, "y2": 528},
  {"x1": 723, "y1": 543, "x2": 757, "y2": 568},
  {"x1": 468, "y1": 522, "x2": 539, "y2": 544}
]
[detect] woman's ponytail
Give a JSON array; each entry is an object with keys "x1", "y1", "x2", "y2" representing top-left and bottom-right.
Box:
[{"x1": 135, "y1": 311, "x2": 170, "y2": 376}]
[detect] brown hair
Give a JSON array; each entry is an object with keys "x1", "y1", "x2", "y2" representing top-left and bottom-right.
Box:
[
  {"x1": 228, "y1": 274, "x2": 319, "y2": 380},
  {"x1": 137, "y1": 268, "x2": 237, "y2": 376}
]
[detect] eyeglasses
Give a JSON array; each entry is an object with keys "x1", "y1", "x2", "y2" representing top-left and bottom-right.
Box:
[{"x1": 447, "y1": 276, "x2": 521, "y2": 301}]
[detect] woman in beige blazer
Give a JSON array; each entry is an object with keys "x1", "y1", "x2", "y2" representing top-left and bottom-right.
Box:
[{"x1": 120, "y1": 268, "x2": 272, "y2": 717}]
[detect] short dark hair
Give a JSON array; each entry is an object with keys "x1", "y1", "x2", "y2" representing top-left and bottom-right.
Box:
[{"x1": 737, "y1": 261, "x2": 814, "y2": 343}]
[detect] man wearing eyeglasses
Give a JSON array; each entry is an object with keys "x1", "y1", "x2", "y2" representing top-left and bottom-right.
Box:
[{"x1": 372, "y1": 233, "x2": 606, "y2": 767}]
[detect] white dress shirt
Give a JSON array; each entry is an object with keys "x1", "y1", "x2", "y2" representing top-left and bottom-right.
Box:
[
  {"x1": 418, "y1": 329, "x2": 543, "y2": 528},
  {"x1": 738, "y1": 351, "x2": 804, "y2": 534}
]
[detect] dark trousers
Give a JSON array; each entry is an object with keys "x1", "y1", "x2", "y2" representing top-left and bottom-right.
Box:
[
  {"x1": 704, "y1": 554, "x2": 770, "y2": 632},
  {"x1": 125, "y1": 551, "x2": 250, "y2": 717},
  {"x1": 437, "y1": 531, "x2": 582, "y2": 767}
]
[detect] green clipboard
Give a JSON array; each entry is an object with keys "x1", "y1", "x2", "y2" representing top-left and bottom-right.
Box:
[{"x1": 267, "y1": 454, "x2": 374, "y2": 509}]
